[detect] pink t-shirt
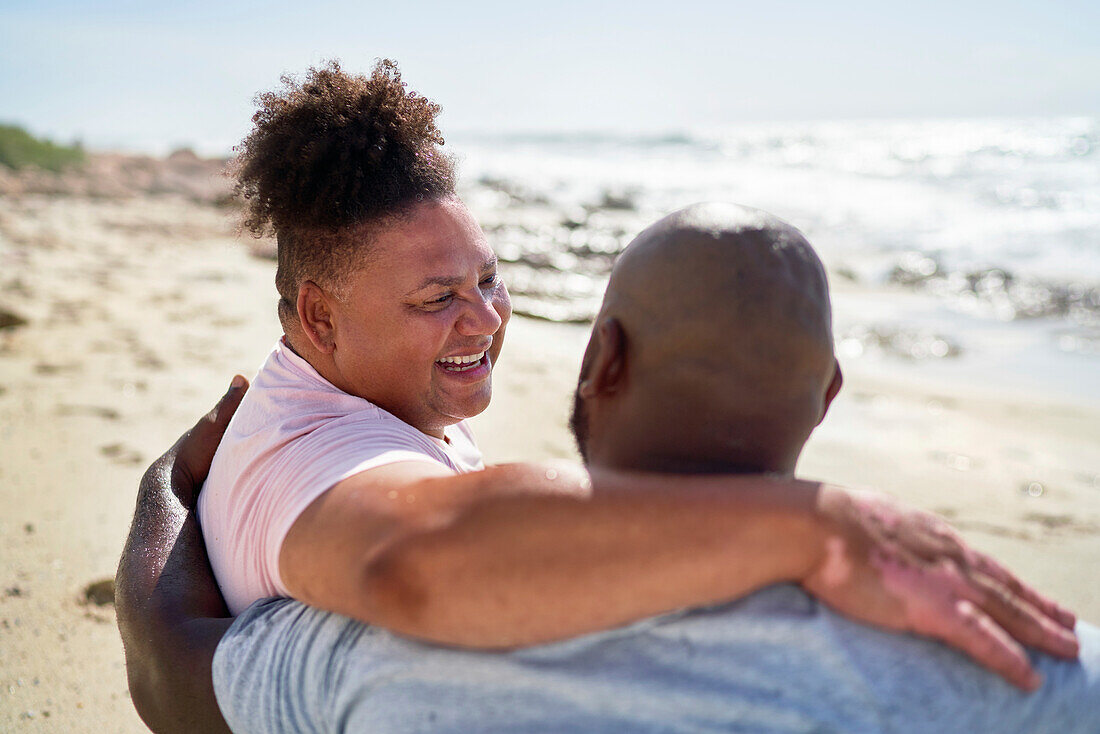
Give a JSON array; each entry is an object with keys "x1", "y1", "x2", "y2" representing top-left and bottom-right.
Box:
[{"x1": 198, "y1": 339, "x2": 484, "y2": 615}]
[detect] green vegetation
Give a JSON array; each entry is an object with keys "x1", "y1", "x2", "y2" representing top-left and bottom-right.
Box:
[{"x1": 0, "y1": 124, "x2": 85, "y2": 172}]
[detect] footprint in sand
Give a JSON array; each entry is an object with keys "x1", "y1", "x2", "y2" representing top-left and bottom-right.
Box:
[
  {"x1": 951, "y1": 519, "x2": 1033, "y2": 541},
  {"x1": 135, "y1": 351, "x2": 167, "y2": 370},
  {"x1": 1022, "y1": 512, "x2": 1100, "y2": 535},
  {"x1": 100, "y1": 443, "x2": 143, "y2": 465},
  {"x1": 82, "y1": 578, "x2": 115, "y2": 607},
  {"x1": 57, "y1": 405, "x2": 120, "y2": 420},
  {"x1": 35, "y1": 362, "x2": 82, "y2": 376},
  {"x1": 0, "y1": 307, "x2": 28, "y2": 330}
]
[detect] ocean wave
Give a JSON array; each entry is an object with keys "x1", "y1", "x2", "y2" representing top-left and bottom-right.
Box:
[
  {"x1": 457, "y1": 119, "x2": 1100, "y2": 346},
  {"x1": 886, "y1": 252, "x2": 1100, "y2": 324}
]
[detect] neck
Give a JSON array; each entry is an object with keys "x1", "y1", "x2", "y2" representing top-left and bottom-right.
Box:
[
  {"x1": 585, "y1": 401, "x2": 801, "y2": 477},
  {"x1": 281, "y1": 331, "x2": 448, "y2": 440},
  {"x1": 597, "y1": 443, "x2": 796, "y2": 477},
  {"x1": 282, "y1": 331, "x2": 338, "y2": 388},
  {"x1": 281, "y1": 331, "x2": 306, "y2": 359}
]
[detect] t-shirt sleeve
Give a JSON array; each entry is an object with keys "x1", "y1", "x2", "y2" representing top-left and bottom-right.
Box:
[{"x1": 259, "y1": 414, "x2": 453, "y2": 599}]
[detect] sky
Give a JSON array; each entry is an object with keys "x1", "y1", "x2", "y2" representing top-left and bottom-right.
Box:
[{"x1": 1, "y1": 0, "x2": 1098, "y2": 154}]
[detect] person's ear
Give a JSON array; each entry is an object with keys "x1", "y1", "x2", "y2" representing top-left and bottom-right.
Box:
[
  {"x1": 297, "y1": 281, "x2": 336, "y2": 354},
  {"x1": 817, "y1": 359, "x2": 843, "y2": 425},
  {"x1": 577, "y1": 317, "x2": 626, "y2": 399}
]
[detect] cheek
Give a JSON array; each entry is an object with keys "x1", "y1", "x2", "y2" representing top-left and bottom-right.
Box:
[
  {"x1": 494, "y1": 285, "x2": 513, "y2": 328},
  {"x1": 419, "y1": 313, "x2": 463, "y2": 358},
  {"x1": 491, "y1": 289, "x2": 511, "y2": 357}
]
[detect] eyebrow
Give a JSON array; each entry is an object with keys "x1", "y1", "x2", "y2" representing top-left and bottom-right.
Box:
[{"x1": 404, "y1": 256, "x2": 498, "y2": 297}]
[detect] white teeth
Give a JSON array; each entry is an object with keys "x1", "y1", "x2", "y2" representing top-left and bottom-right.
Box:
[{"x1": 437, "y1": 351, "x2": 486, "y2": 366}]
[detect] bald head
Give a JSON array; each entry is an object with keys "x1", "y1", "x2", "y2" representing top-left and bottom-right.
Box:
[{"x1": 572, "y1": 203, "x2": 840, "y2": 475}]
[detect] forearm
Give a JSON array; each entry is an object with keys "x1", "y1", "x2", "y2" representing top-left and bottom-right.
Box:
[
  {"x1": 287, "y1": 459, "x2": 1079, "y2": 691},
  {"x1": 115, "y1": 454, "x2": 232, "y2": 733},
  {"x1": 354, "y1": 464, "x2": 827, "y2": 647}
]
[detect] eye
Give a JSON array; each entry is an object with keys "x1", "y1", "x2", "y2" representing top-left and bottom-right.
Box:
[
  {"x1": 480, "y1": 273, "x2": 498, "y2": 288},
  {"x1": 426, "y1": 292, "x2": 454, "y2": 307}
]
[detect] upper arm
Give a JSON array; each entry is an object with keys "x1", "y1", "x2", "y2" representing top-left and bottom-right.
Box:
[{"x1": 278, "y1": 460, "x2": 456, "y2": 621}]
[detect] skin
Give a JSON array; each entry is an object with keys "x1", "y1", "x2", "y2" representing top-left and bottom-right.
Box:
[
  {"x1": 573, "y1": 203, "x2": 1079, "y2": 689},
  {"x1": 572, "y1": 203, "x2": 841, "y2": 475},
  {"x1": 116, "y1": 204, "x2": 1080, "y2": 733},
  {"x1": 115, "y1": 379, "x2": 243, "y2": 734},
  {"x1": 291, "y1": 197, "x2": 510, "y2": 437},
  {"x1": 277, "y1": 197, "x2": 834, "y2": 646}
]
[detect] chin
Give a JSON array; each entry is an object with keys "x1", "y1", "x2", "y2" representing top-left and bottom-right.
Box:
[{"x1": 447, "y1": 387, "x2": 493, "y2": 422}]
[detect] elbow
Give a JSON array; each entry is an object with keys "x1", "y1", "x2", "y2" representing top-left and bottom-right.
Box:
[
  {"x1": 125, "y1": 662, "x2": 212, "y2": 734},
  {"x1": 120, "y1": 632, "x2": 181, "y2": 734},
  {"x1": 114, "y1": 588, "x2": 195, "y2": 732},
  {"x1": 115, "y1": 573, "x2": 159, "y2": 720},
  {"x1": 358, "y1": 540, "x2": 434, "y2": 633},
  {"x1": 352, "y1": 492, "x2": 468, "y2": 632},
  {"x1": 117, "y1": 618, "x2": 177, "y2": 733},
  {"x1": 119, "y1": 615, "x2": 231, "y2": 734},
  {"x1": 357, "y1": 532, "x2": 512, "y2": 649},
  {"x1": 126, "y1": 667, "x2": 170, "y2": 734}
]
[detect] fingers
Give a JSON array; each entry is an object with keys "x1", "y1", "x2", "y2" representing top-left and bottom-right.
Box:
[
  {"x1": 938, "y1": 599, "x2": 1041, "y2": 692},
  {"x1": 175, "y1": 377, "x2": 249, "y2": 490},
  {"x1": 901, "y1": 511, "x2": 1079, "y2": 657},
  {"x1": 204, "y1": 375, "x2": 249, "y2": 435},
  {"x1": 964, "y1": 571, "x2": 1080, "y2": 661},
  {"x1": 970, "y1": 553, "x2": 1077, "y2": 632}
]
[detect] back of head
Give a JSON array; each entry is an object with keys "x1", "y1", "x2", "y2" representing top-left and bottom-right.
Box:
[
  {"x1": 233, "y1": 59, "x2": 455, "y2": 328},
  {"x1": 599, "y1": 203, "x2": 837, "y2": 474}
]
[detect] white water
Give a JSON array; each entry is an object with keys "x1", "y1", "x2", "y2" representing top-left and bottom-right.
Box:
[
  {"x1": 453, "y1": 117, "x2": 1100, "y2": 283},
  {"x1": 450, "y1": 118, "x2": 1100, "y2": 404}
]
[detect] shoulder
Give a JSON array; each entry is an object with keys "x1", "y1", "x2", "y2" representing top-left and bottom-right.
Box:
[
  {"x1": 212, "y1": 599, "x2": 341, "y2": 734},
  {"x1": 235, "y1": 340, "x2": 387, "y2": 435}
]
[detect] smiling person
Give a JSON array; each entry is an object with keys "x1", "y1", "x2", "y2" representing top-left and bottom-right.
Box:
[
  {"x1": 208, "y1": 204, "x2": 1100, "y2": 733},
  {"x1": 117, "y1": 61, "x2": 1081, "y2": 733}
]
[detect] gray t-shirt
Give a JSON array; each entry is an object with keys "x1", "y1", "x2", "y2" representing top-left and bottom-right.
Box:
[{"x1": 212, "y1": 584, "x2": 1100, "y2": 733}]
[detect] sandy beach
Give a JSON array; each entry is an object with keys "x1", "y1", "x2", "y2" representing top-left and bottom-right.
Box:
[{"x1": 1, "y1": 156, "x2": 1098, "y2": 732}]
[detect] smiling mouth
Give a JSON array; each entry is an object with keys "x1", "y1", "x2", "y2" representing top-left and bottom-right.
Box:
[{"x1": 436, "y1": 351, "x2": 488, "y2": 372}]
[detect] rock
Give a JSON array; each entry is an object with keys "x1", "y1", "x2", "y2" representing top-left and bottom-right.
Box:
[
  {"x1": 887, "y1": 252, "x2": 940, "y2": 285},
  {"x1": 594, "y1": 188, "x2": 638, "y2": 211}
]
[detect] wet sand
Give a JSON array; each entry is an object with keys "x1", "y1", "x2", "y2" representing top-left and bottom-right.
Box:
[{"x1": 1, "y1": 175, "x2": 1098, "y2": 731}]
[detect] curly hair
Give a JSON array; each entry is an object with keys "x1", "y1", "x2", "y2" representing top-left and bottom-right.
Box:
[{"x1": 233, "y1": 59, "x2": 456, "y2": 324}]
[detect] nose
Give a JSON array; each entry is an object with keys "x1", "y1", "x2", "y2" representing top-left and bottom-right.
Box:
[{"x1": 456, "y1": 288, "x2": 504, "y2": 336}]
